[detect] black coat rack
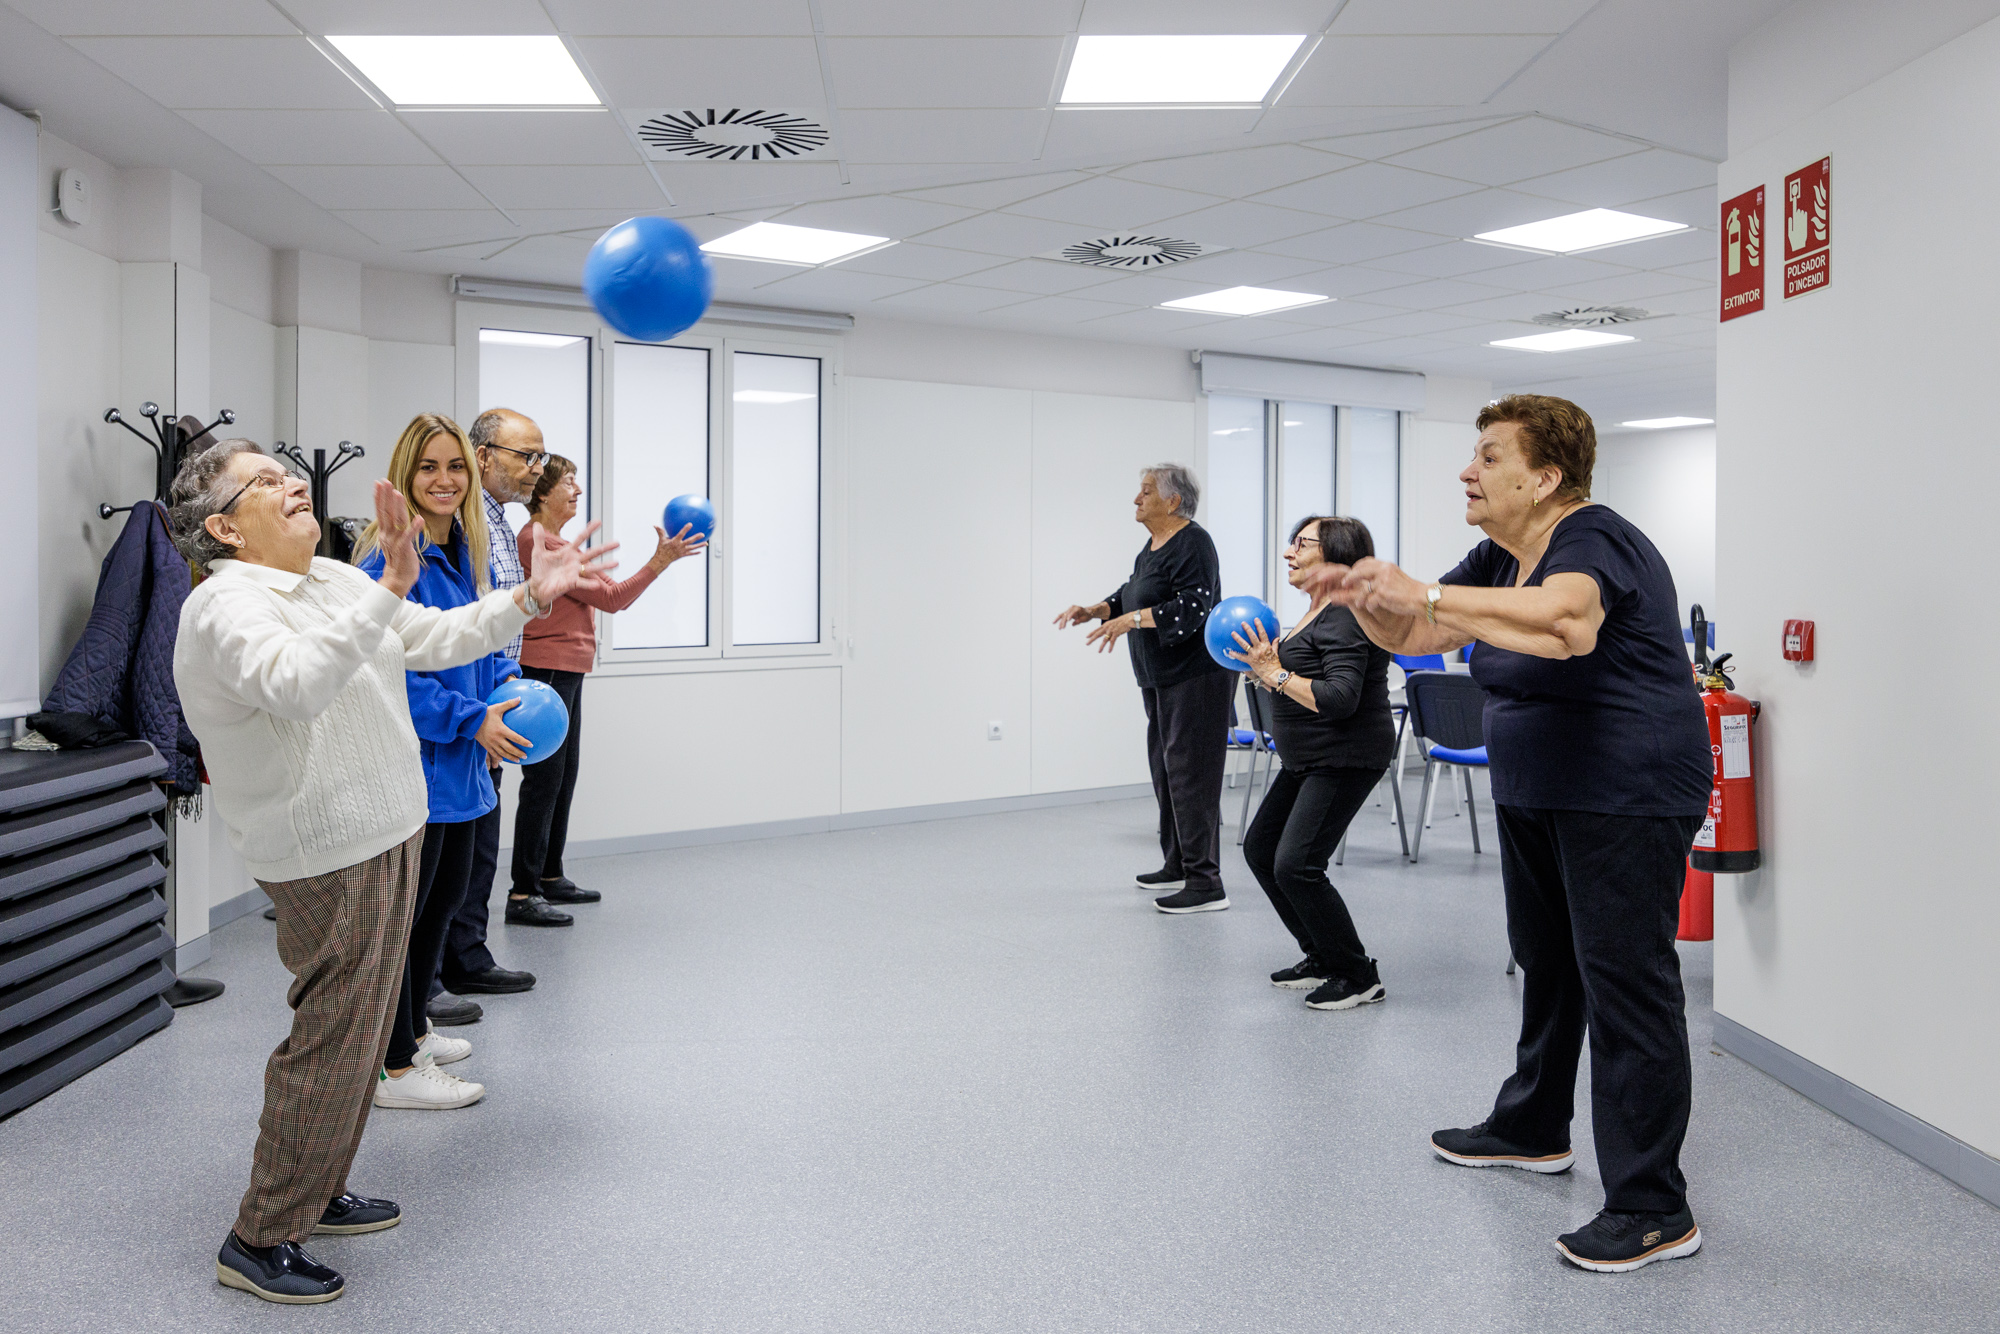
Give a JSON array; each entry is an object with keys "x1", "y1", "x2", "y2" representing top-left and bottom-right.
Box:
[
  {"x1": 273, "y1": 441, "x2": 365, "y2": 555},
  {"x1": 101, "y1": 401, "x2": 235, "y2": 508}
]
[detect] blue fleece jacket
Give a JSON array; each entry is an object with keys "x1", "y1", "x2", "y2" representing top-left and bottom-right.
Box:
[{"x1": 358, "y1": 523, "x2": 519, "y2": 824}]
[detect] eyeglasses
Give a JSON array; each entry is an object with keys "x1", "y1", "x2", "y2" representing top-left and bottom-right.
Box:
[
  {"x1": 485, "y1": 442, "x2": 548, "y2": 469},
  {"x1": 1289, "y1": 535, "x2": 1321, "y2": 549},
  {"x1": 219, "y1": 470, "x2": 292, "y2": 514}
]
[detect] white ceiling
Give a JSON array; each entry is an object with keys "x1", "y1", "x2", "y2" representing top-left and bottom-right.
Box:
[{"x1": 0, "y1": 0, "x2": 1797, "y2": 424}]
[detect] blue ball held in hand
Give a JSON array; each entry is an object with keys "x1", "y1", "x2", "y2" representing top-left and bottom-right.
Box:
[
  {"x1": 582, "y1": 216, "x2": 713, "y2": 343},
  {"x1": 662, "y1": 494, "x2": 715, "y2": 545},
  {"x1": 1204, "y1": 596, "x2": 1282, "y2": 672},
  {"x1": 488, "y1": 678, "x2": 570, "y2": 765}
]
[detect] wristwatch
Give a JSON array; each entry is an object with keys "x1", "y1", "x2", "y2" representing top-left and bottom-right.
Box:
[
  {"x1": 1270, "y1": 669, "x2": 1292, "y2": 689},
  {"x1": 1131, "y1": 612, "x2": 1143, "y2": 630},
  {"x1": 521, "y1": 586, "x2": 545, "y2": 618},
  {"x1": 1424, "y1": 584, "x2": 1444, "y2": 625}
]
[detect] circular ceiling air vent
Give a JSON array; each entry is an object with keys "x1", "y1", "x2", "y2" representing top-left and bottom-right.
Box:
[
  {"x1": 1529, "y1": 305, "x2": 1654, "y2": 327},
  {"x1": 634, "y1": 109, "x2": 832, "y2": 161},
  {"x1": 1050, "y1": 235, "x2": 1210, "y2": 268}
]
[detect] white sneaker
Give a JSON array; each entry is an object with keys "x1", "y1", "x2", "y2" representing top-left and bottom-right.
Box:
[
  {"x1": 419, "y1": 1022, "x2": 471, "y2": 1066},
  {"x1": 373, "y1": 1053, "x2": 485, "y2": 1110}
]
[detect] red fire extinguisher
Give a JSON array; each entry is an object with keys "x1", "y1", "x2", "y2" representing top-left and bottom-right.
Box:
[{"x1": 1679, "y1": 608, "x2": 1760, "y2": 940}]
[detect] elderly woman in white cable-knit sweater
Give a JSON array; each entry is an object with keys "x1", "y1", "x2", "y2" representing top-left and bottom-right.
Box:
[{"x1": 168, "y1": 439, "x2": 618, "y2": 1307}]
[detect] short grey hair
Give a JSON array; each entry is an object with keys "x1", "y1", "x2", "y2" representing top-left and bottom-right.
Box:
[
  {"x1": 1142, "y1": 463, "x2": 1199, "y2": 519},
  {"x1": 168, "y1": 439, "x2": 267, "y2": 573},
  {"x1": 469, "y1": 408, "x2": 518, "y2": 453}
]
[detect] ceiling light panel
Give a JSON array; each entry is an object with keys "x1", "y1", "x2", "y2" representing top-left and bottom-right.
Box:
[
  {"x1": 1059, "y1": 35, "x2": 1306, "y2": 105},
  {"x1": 1158, "y1": 286, "x2": 1329, "y2": 316},
  {"x1": 701, "y1": 221, "x2": 894, "y2": 267},
  {"x1": 1620, "y1": 417, "x2": 1713, "y2": 429},
  {"x1": 326, "y1": 35, "x2": 599, "y2": 105},
  {"x1": 1473, "y1": 208, "x2": 1688, "y2": 255},
  {"x1": 1489, "y1": 330, "x2": 1635, "y2": 352}
]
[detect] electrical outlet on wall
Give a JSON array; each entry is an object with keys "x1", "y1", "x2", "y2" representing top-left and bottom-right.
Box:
[{"x1": 988, "y1": 721, "x2": 1003, "y2": 741}]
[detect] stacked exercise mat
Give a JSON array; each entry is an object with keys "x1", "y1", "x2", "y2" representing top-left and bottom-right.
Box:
[{"x1": 0, "y1": 741, "x2": 176, "y2": 1120}]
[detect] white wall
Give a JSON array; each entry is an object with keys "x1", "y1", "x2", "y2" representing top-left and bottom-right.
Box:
[
  {"x1": 1593, "y1": 426, "x2": 1717, "y2": 631},
  {"x1": 1717, "y1": 9, "x2": 2000, "y2": 1158}
]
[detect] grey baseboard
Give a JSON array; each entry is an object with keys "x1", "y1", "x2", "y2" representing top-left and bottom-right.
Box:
[
  {"x1": 173, "y1": 935, "x2": 211, "y2": 972},
  {"x1": 210, "y1": 884, "x2": 272, "y2": 933},
  {"x1": 1713, "y1": 1013, "x2": 2000, "y2": 1208},
  {"x1": 524, "y1": 782, "x2": 1157, "y2": 862}
]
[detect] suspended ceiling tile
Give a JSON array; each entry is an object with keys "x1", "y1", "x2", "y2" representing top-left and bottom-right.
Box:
[
  {"x1": 827, "y1": 38, "x2": 1063, "y2": 108},
  {"x1": 1149, "y1": 200, "x2": 1328, "y2": 249},
  {"x1": 1341, "y1": 310, "x2": 1491, "y2": 337},
  {"x1": 1269, "y1": 264, "x2": 1435, "y2": 300},
  {"x1": 573, "y1": 37, "x2": 827, "y2": 106},
  {"x1": 457, "y1": 164, "x2": 666, "y2": 210},
  {"x1": 548, "y1": 0, "x2": 816, "y2": 36},
  {"x1": 1115, "y1": 143, "x2": 1358, "y2": 197},
  {"x1": 280, "y1": 0, "x2": 555, "y2": 34},
  {"x1": 1437, "y1": 293, "x2": 1581, "y2": 324},
  {"x1": 1539, "y1": 271, "x2": 1711, "y2": 307},
  {"x1": 1458, "y1": 253, "x2": 1641, "y2": 290},
  {"x1": 1041, "y1": 109, "x2": 1265, "y2": 161},
  {"x1": 1516, "y1": 149, "x2": 1718, "y2": 209},
  {"x1": 835, "y1": 242, "x2": 1009, "y2": 281},
  {"x1": 1065, "y1": 270, "x2": 1233, "y2": 306},
  {"x1": 1387, "y1": 118, "x2": 1645, "y2": 187},
  {"x1": 503, "y1": 208, "x2": 651, "y2": 236},
  {"x1": 329, "y1": 209, "x2": 512, "y2": 248},
  {"x1": 397, "y1": 110, "x2": 638, "y2": 166},
  {"x1": 1268, "y1": 297, "x2": 1413, "y2": 328},
  {"x1": 1003, "y1": 176, "x2": 1226, "y2": 230},
  {"x1": 1361, "y1": 276, "x2": 1525, "y2": 311},
  {"x1": 1244, "y1": 328, "x2": 1397, "y2": 357},
  {"x1": 67, "y1": 36, "x2": 378, "y2": 109},
  {"x1": 954, "y1": 259, "x2": 1129, "y2": 296},
  {"x1": 1281, "y1": 36, "x2": 1553, "y2": 107},
  {"x1": 180, "y1": 109, "x2": 440, "y2": 165},
  {"x1": 1067, "y1": 306, "x2": 1244, "y2": 337},
  {"x1": 1629, "y1": 286, "x2": 1717, "y2": 318},
  {"x1": 747, "y1": 267, "x2": 931, "y2": 304},
  {"x1": 269, "y1": 164, "x2": 492, "y2": 210},
  {"x1": 449, "y1": 235, "x2": 596, "y2": 284},
  {"x1": 816, "y1": 0, "x2": 1083, "y2": 36},
  {"x1": 839, "y1": 109, "x2": 1047, "y2": 163},
  {"x1": 1588, "y1": 224, "x2": 1716, "y2": 269},
  {"x1": 1620, "y1": 184, "x2": 1718, "y2": 231},
  {"x1": 1149, "y1": 250, "x2": 1332, "y2": 287},
  {"x1": 1368, "y1": 187, "x2": 1584, "y2": 240},
  {"x1": 1078, "y1": 0, "x2": 1333, "y2": 33},
  {"x1": 1331, "y1": 0, "x2": 1598, "y2": 35},
  {"x1": 772, "y1": 195, "x2": 978, "y2": 238},
  {"x1": 1261, "y1": 221, "x2": 1439, "y2": 265},
  {"x1": 1252, "y1": 161, "x2": 1479, "y2": 221},
  {"x1": 1362, "y1": 240, "x2": 1544, "y2": 279},
  {"x1": 13, "y1": 0, "x2": 294, "y2": 35},
  {"x1": 981, "y1": 294, "x2": 1143, "y2": 326},
  {"x1": 1293, "y1": 119, "x2": 1506, "y2": 158},
  {"x1": 890, "y1": 210, "x2": 1082, "y2": 258},
  {"x1": 870, "y1": 283, "x2": 1037, "y2": 314},
  {"x1": 646, "y1": 161, "x2": 847, "y2": 207},
  {"x1": 896, "y1": 171, "x2": 1090, "y2": 209}
]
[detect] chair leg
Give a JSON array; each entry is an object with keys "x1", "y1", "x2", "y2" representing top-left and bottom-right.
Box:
[
  {"x1": 1388, "y1": 710, "x2": 1410, "y2": 827},
  {"x1": 1389, "y1": 756, "x2": 1409, "y2": 860},
  {"x1": 1411, "y1": 762, "x2": 1436, "y2": 862},
  {"x1": 1422, "y1": 763, "x2": 1442, "y2": 830},
  {"x1": 1463, "y1": 766, "x2": 1481, "y2": 854}
]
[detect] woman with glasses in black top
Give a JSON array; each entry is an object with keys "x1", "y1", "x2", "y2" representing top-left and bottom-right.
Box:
[{"x1": 1230, "y1": 515, "x2": 1395, "y2": 1010}]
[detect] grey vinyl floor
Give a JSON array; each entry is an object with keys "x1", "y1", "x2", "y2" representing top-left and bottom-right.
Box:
[{"x1": 2, "y1": 781, "x2": 1998, "y2": 1333}]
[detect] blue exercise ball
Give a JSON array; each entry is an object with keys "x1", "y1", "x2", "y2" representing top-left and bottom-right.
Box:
[
  {"x1": 582, "y1": 216, "x2": 713, "y2": 342},
  {"x1": 662, "y1": 494, "x2": 715, "y2": 544},
  {"x1": 1204, "y1": 596, "x2": 1281, "y2": 672},
  {"x1": 488, "y1": 678, "x2": 570, "y2": 765}
]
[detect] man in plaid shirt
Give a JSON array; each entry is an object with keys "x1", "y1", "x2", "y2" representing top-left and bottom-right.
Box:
[{"x1": 430, "y1": 409, "x2": 566, "y2": 1019}]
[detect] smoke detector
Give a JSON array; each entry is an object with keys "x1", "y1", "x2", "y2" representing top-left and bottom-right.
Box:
[
  {"x1": 1529, "y1": 305, "x2": 1654, "y2": 328},
  {"x1": 628, "y1": 108, "x2": 833, "y2": 161},
  {"x1": 1039, "y1": 235, "x2": 1218, "y2": 268}
]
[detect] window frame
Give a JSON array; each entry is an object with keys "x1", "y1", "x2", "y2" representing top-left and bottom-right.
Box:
[{"x1": 454, "y1": 300, "x2": 844, "y2": 678}]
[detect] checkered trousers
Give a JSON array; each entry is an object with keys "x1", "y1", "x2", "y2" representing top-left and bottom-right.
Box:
[{"x1": 234, "y1": 830, "x2": 424, "y2": 1247}]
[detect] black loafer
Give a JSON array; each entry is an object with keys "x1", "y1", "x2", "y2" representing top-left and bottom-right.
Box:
[
  {"x1": 217, "y1": 1232, "x2": 344, "y2": 1304},
  {"x1": 426, "y1": 994, "x2": 483, "y2": 1026},
  {"x1": 504, "y1": 894, "x2": 573, "y2": 927},
  {"x1": 444, "y1": 966, "x2": 537, "y2": 994},
  {"x1": 537, "y1": 877, "x2": 601, "y2": 904},
  {"x1": 314, "y1": 1193, "x2": 401, "y2": 1235}
]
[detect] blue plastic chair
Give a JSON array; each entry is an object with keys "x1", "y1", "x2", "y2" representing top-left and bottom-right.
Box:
[{"x1": 1402, "y1": 671, "x2": 1490, "y2": 863}]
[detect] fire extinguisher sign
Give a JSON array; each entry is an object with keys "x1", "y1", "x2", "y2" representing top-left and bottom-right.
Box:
[
  {"x1": 1719, "y1": 185, "x2": 1765, "y2": 320},
  {"x1": 1783, "y1": 156, "x2": 1831, "y2": 299}
]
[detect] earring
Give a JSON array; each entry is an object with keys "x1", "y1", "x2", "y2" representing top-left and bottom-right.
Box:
[{"x1": 1531, "y1": 494, "x2": 1539, "y2": 508}]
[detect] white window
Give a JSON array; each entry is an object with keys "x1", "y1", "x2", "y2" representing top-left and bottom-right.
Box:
[
  {"x1": 728, "y1": 351, "x2": 821, "y2": 646},
  {"x1": 475, "y1": 328, "x2": 591, "y2": 537},
  {"x1": 1205, "y1": 394, "x2": 1267, "y2": 602},
  {"x1": 606, "y1": 341, "x2": 708, "y2": 650}
]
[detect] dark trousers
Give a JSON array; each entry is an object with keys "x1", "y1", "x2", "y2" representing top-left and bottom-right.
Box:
[
  {"x1": 438, "y1": 782, "x2": 504, "y2": 989},
  {"x1": 1141, "y1": 670, "x2": 1233, "y2": 895},
  {"x1": 511, "y1": 667, "x2": 585, "y2": 894},
  {"x1": 1242, "y1": 765, "x2": 1382, "y2": 980},
  {"x1": 1488, "y1": 804, "x2": 1703, "y2": 1215},
  {"x1": 386, "y1": 818, "x2": 479, "y2": 1070}
]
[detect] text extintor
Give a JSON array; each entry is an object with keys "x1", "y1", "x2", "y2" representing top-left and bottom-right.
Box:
[
  {"x1": 1719, "y1": 185, "x2": 1765, "y2": 321},
  {"x1": 1783, "y1": 157, "x2": 1831, "y2": 299}
]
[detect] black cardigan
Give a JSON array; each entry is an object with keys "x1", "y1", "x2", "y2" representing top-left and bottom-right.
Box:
[
  {"x1": 1103, "y1": 522, "x2": 1224, "y2": 689},
  {"x1": 1265, "y1": 604, "x2": 1395, "y2": 772}
]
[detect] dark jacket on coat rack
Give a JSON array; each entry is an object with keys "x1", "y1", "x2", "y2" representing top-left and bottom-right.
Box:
[{"x1": 43, "y1": 501, "x2": 200, "y2": 794}]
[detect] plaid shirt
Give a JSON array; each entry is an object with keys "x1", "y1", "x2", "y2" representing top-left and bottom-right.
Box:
[{"x1": 485, "y1": 490, "x2": 526, "y2": 660}]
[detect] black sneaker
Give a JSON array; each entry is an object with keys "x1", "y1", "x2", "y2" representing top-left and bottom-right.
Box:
[
  {"x1": 313, "y1": 1193, "x2": 401, "y2": 1235},
  {"x1": 216, "y1": 1232, "x2": 344, "y2": 1304},
  {"x1": 1305, "y1": 960, "x2": 1386, "y2": 1010},
  {"x1": 1555, "y1": 1207, "x2": 1702, "y2": 1272},
  {"x1": 1430, "y1": 1121, "x2": 1576, "y2": 1174},
  {"x1": 1269, "y1": 958, "x2": 1328, "y2": 990},
  {"x1": 1154, "y1": 888, "x2": 1229, "y2": 914},
  {"x1": 1135, "y1": 869, "x2": 1186, "y2": 891}
]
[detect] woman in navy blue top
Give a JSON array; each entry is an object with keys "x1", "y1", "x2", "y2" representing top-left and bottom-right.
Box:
[
  {"x1": 1306, "y1": 395, "x2": 1711, "y2": 1275},
  {"x1": 356, "y1": 413, "x2": 530, "y2": 1111}
]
